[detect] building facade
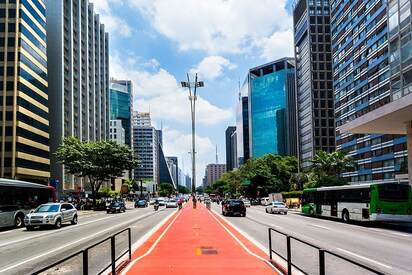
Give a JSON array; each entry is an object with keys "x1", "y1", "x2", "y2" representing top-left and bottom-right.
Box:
[
  {"x1": 249, "y1": 58, "x2": 297, "y2": 158},
  {"x1": 110, "y1": 79, "x2": 132, "y2": 148},
  {"x1": 225, "y1": 126, "x2": 236, "y2": 171},
  {"x1": 109, "y1": 119, "x2": 125, "y2": 145},
  {"x1": 166, "y1": 156, "x2": 178, "y2": 186},
  {"x1": 133, "y1": 125, "x2": 159, "y2": 193},
  {"x1": 46, "y1": 0, "x2": 109, "y2": 192},
  {"x1": 203, "y1": 164, "x2": 226, "y2": 188},
  {"x1": 332, "y1": 0, "x2": 408, "y2": 184},
  {"x1": 132, "y1": 111, "x2": 151, "y2": 127},
  {"x1": 293, "y1": 0, "x2": 335, "y2": 170},
  {"x1": 0, "y1": 0, "x2": 50, "y2": 183}
]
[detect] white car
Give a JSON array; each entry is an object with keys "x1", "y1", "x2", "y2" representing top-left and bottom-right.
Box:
[
  {"x1": 265, "y1": 201, "x2": 288, "y2": 215},
  {"x1": 243, "y1": 199, "x2": 251, "y2": 207},
  {"x1": 24, "y1": 203, "x2": 78, "y2": 230},
  {"x1": 166, "y1": 199, "x2": 178, "y2": 208}
]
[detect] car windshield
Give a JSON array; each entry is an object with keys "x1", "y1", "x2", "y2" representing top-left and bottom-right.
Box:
[
  {"x1": 229, "y1": 201, "x2": 243, "y2": 206},
  {"x1": 274, "y1": 203, "x2": 284, "y2": 206},
  {"x1": 169, "y1": 200, "x2": 176, "y2": 203},
  {"x1": 111, "y1": 203, "x2": 120, "y2": 207},
  {"x1": 35, "y1": 205, "x2": 59, "y2": 213}
]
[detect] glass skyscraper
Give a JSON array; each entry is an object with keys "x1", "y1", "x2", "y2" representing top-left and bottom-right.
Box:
[
  {"x1": 110, "y1": 80, "x2": 133, "y2": 148},
  {"x1": 249, "y1": 58, "x2": 297, "y2": 158},
  {"x1": 0, "y1": 0, "x2": 50, "y2": 184}
]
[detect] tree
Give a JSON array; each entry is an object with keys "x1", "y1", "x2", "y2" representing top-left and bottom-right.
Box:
[
  {"x1": 159, "y1": 183, "x2": 175, "y2": 197},
  {"x1": 311, "y1": 150, "x2": 354, "y2": 177},
  {"x1": 178, "y1": 185, "x2": 190, "y2": 194},
  {"x1": 56, "y1": 137, "x2": 137, "y2": 206},
  {"x1": 289, "y1": 173, "x2": 308, "y2": 191},
  {"x1": 195, "y1": 186, "x2": 204, "y2": 194}
]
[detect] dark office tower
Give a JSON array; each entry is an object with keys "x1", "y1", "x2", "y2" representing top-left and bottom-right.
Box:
[
  {"x1": 225, "y1": 126, "x2": 236, "y2": 171},
  {"x1": 236, "y1": 82, "x2": 250, "y2": 166},
  {"x1": 248, "y1": 58, "x2": 298, "y2": 158},
  {"x1": 332, "y1": 0, "x2": 408, "y2": 184},
  {"x1": 46, "y1": 0, "x2": 109, "y2": 192},
  {"x1": 293, "y1": 0, "x2": 335, "y2": 170},
  {"x1": 0, "y1": 0, "x2": 50, "y2": 184}
]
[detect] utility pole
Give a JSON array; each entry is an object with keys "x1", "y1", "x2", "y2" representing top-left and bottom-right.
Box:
[
  {"x1": 181, "y1": 74, "x2": 204, "y2": 194},
  {"x1": 215, "y1": 144, "x2": 218, "y2": 164}
]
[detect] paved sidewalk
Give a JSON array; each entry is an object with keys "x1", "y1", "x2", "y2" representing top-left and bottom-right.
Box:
[{"x1": 124, "y1": 202, "x2": 277, "y2": 275}]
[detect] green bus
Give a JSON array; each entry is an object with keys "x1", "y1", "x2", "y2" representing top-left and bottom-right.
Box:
[{"x1": 301, "y1": 182, "x2": 412, "y2": 222}]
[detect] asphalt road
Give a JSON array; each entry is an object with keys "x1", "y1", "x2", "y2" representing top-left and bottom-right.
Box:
[
  {"x1": 0, "y1": 205, "x2": 175, "y2": 275},
  {"x1": 211, "y1": 203, "x2": 412, "y2": 275}
]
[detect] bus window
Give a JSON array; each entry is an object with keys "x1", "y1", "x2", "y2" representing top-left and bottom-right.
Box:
[{"x1": 378, "y1": 184, "x2": 409, "y2": 201}]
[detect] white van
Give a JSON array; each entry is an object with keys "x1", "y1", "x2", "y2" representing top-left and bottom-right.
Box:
[{"x1": 260, "y1": 197, "x2": 270, "y2": 206}]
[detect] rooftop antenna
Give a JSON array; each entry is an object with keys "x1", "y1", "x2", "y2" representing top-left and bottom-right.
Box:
[{"x1": 215, "y1": 144, "x2": 218, "y2": 164}]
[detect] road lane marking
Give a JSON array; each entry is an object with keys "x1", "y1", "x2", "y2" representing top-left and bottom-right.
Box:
[
  {"x1": 209, "y1": 208, "x2": 281, "y2": 273},
  {"x1": 0, "y1": 209, "x2": 149, "y2": 248},
  {"x1": 336, "y1": 248, "x2": 393, "y2": 269},
  {"x1": 309, "y1": 224, "x2": 331, "y2": 230},
  {"x1": 0, "y1": 210, "x2": 161, "y2": 273},
  {"x1": 121, "y1": 209, "x2": 181, "y2": 273}
]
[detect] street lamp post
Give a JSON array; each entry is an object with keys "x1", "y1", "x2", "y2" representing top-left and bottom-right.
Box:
[{"x1": 181, "y1": 73, "x2": 204, "y2": 194}]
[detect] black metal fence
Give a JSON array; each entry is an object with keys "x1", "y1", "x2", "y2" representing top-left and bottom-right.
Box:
[
  {"x1": 268, "y1": 228, "x2": 385, "y2": 275},
  {"x1": 32, "y1": 228, "x2": 131, "y2": 275}
]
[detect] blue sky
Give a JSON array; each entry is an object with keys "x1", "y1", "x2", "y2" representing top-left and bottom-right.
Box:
[{"x1": 94, "y1": 0, "x2": 294, "y2": 185}]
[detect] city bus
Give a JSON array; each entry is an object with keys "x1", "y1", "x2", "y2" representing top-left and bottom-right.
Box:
[
  {"x1": 0, "y1": 178, "x2": 56, "y2": 228},
  {"x1": 301, "y1": 182, "x2": 412, "y2": 222}
]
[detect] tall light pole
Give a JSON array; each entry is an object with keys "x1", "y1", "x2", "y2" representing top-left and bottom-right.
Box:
[{"x1": 181, "y1": 73, "x2": 204, "y2": 194}]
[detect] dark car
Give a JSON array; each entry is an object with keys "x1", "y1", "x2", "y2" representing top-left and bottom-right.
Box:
[
  {"x1": 106, "y1": 202, "x2": 126, "y2": 214},
  {"x1": 250, "y1": 199, "x2": 260, "y2": 206},
  {"x1": 135, "y1": 199, "x2": 148, "y2": 208},
  {"x1": 222, "y1": 199, "x2": 246, "y2": 217}
]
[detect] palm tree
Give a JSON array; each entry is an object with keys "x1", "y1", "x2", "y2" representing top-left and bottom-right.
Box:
[{"x1": 311, "y1": 150, "x2": 354, "y2": 177}]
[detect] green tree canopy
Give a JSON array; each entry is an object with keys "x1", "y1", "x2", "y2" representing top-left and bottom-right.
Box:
[
  {"x1": 178, "y1": 185, "x2": 190, "y2": 194},
  {"x1": 159, "y1": 183, "x2": 175, "y2": 197},
  {"x1": 56, "y1": 136, "x2": 137, "y2": 206}
]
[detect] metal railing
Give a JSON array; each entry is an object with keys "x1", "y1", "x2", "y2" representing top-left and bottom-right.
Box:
[
  {"x1": 268, "y1": 228, "x2": 385, "y2": 275},
  {"x1": 32, "y1": 228, "x2": 131, "y2": 275}
]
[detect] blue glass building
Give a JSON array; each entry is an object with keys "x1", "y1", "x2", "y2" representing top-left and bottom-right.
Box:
[
  {"x1": 248, "y1": 58, "x2": 297, "y2": 158},
  {"x1": 110, "y1": 80, "x2": 133, "y2": 147}
]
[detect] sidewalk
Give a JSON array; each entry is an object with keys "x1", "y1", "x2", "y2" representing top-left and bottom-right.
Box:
[{"x1": 123, "y1": 202, "x2": 277, "y2": 275}]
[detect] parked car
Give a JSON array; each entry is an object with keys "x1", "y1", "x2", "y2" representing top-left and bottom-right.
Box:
[
  {"x1": 24, "y1": 203, "x2": 77, "y2": 230},
  {"x1": 222, "y1": 199, "x2": 246, "y2": 217},
  {"x1": 265, "y1": 201, "x2": 288, "y2": 215},
  {"x1": 149, "y1": 199, "x2": 156, "y2": 205},
  {"x1": 107, "y1": 202, "x2": 126, "y2": 213},
  {"x1": 135, "y1": 199, "x2": 148, "y2": 208},
  {"x1": 157, "y1": 198, "x2": 166, "y2": 206},
  {"x1": 242, "y1": 199, "x2": 251, "y2": 207},
  {"x1": 166, "y1": 199, "x2": 178, "y2": 208}
]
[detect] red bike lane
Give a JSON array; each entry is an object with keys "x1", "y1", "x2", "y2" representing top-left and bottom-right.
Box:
[{"x1": 124, "y1": 202, "x2": 277, "y2": 275}]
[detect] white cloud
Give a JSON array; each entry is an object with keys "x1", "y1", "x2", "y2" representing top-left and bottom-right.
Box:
[
  {"x1": 110, "y1": 53, "x2": 232, "y2": 126},
  {"x1": 128, "y1": 0, "x2": 291, "y2": 55},
  {"x1": 190, "y1": 56, "x2": 236, "y2": 80},
  {"x1": 91, "y1": 0, "x2": 132, "y2": 37},
  {"x1": 255, "y1": 30, "x2": 294, "y2": 61},
  {"x1": 162, "y1": 128, "x2": 214, "y2": 186}
]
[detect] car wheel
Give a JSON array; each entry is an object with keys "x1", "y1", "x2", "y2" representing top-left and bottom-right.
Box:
[
  {"x1": 342, "y1": 210, "x2": 350, "y2": 223},
  {"x1": 242, "y1": 213, "x2": 246, "y2": 217},
  {"x1": 284, "y1": 212, "x2": 287, "y2": 215},
  {"x1": 55, "y1": 218, "x2": 62, "y2": 229},
  {"x1": 26, "y1": 225, "x2": 34, "y2": 231},
  {"x1": 265, "y1": 208, "x2": 268, "y2": 213},
  {"x1": 14, "y1": 214, "x2": 24, "y2": 228},
  {"x1": 107, "y1": 211, "x2": 110, "y2": 214},
  {"x1": 71, "y1": 215, "x2": 78, "y2": 225}
]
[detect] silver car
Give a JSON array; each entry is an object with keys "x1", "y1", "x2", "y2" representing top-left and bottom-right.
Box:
[
  {"x1": 24, "y1": 203, "x2": 77, "y2": 230},
  {"x1": 265, "y1": 201, "x2": 288, "y2": 215}
]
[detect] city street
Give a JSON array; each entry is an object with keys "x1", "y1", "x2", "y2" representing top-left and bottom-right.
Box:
[
  {"x1": 0, "y1": 206, "x2": 175, "y2": 275},
  {"x1": 211, "y1": 203, "x2": 412, "y2": 275}
]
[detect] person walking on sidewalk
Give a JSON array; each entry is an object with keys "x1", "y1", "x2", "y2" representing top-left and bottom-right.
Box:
[{"x1": 192, "y1": 195, "x2": 197, "y2": 209}]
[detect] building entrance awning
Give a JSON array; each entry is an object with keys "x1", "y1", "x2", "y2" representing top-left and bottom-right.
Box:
[{"x1": 339, "y1": 93, "x2": 412, "y2": 135}]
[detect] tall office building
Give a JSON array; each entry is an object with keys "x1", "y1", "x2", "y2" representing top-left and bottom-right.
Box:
[
  {"x1": 133, "y1": 111, "x2": 151, "y2": 127},
  {"x1": 332, "y1": 0, "x2": 407, "y2": 184},
  {"x1": 133, "y1": 125, "x2": 159, "y2": 193},
  {"x1": 203, "y1": 164, "x2": 226, "y2": 188},
  {"x1": 109, "y1": 119, "x2": 125, "y2": 145},
  {"x1": 0, "y1": 0, "x2": 50, "y2": 184},
  {"x1": 340, "y1": 0, "x2": 411, "y2": 183},
  {"x1": 46, "y1": 0, "x2": 109, "y2": 192},
  {"x1": 185, "y1": 174, "x2": 191, "y2": 191},
  {"x1": 236, "y1": 81, "x2": 250, "y2": 166},
  {"x1": 248, "y1": 58, "x2": 297, "y2": 158},
  {"x1": 293, "y1": 0, "x2": 335, "y2": 170},
  {"x1": 225, "y1": 126, "x2": 236, "y2": 171},
  {"x1": 166, "y1": 156, "x2": 178, "y2": 186},
  {"x1": 110, "y1": 79, "x2": 132, "y2": 148}
]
